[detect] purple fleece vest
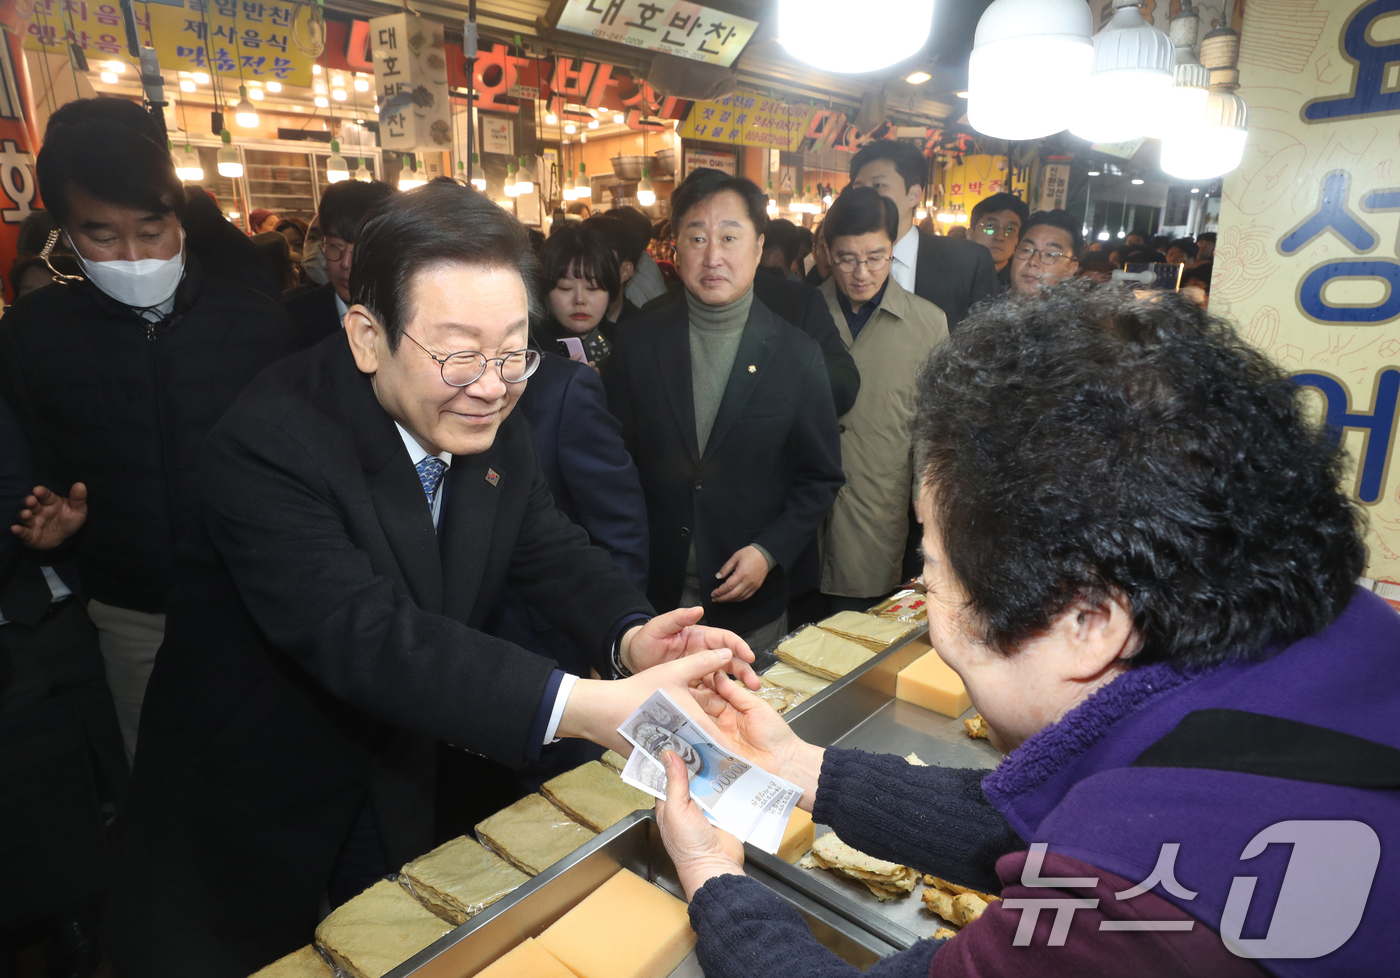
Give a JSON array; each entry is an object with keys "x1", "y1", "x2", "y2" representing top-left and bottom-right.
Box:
[{"x1": 980, "y1": 587, "x2": 1400, "y2": 977}]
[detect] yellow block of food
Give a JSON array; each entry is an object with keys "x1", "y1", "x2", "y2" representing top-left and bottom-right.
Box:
[
  {"x1": 760, "y1": 662, "x2": 831, "y2": 699},
  {"x1": 774, "y1": 626, "x2": 874, "y2": 681},
  {"x1": 777, "y1": 808, "x2": 815, "y2": 863},
  {"x1": 817, "y1": 611, "x2": 919, "y2": 651},
  {"x1": 895, "y1": 649, "x2": 971, "y2": 718},
  {"x1": 539, "y1": 761, "x2": 656, "y2": 833},
  {"x1": 314, "y1": 879, "x2": 451, "y2": 978},
  {"x1": 537, "y1": 869, "x2": 696, "y2": 978},
  {"x1": 600, "y1": 749, "x2": 628, "y2": 773},
  {"x1": 473, "y1": 938, "x2": 577, "y2": 978},
  {"x1": 400, "y1": 836, "x2": 529, "y2": 925},
  {"x1": 476, "y1": 793, "x2": 597, "y2": 876},
  {"x1": 249, "y1": 945, "x2": 332, "y2": 977}
]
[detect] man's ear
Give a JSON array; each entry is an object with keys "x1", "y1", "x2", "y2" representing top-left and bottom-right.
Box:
[
  {"x1": 908, "y1": 183, "x2": 925, "y2": 214},
  {"x1": 619, "y1": 260, "x2": 636, "y2": 285},
  {"x1": 344, "y1": 304, "x2": 382, "y2": 376}
]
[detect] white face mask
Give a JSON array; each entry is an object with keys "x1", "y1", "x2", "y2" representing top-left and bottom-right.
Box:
[
  {"x1": 72, "y1": 228, "x2": 187, "y2": 310},
  {"x1": 301, "y1": 237, "x2": 330, "y2": 285}
]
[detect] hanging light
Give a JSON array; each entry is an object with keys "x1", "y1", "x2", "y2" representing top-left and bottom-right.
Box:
[
  {"x1": 1160, "y1": 15, "x2": 1248, "y2": 179},
  {"x1": 192, "y1": 71, "x2": 210, "y2": 84},
  {"x1": 398, "y1": 155, "x2": 426, "y2": 191},
  {"x1": 516, "y1": 156, "x2": 535, "y2": 194},
  {"x1": 248, "y1": 86, "x2": 264, "y2": 101},
  {"x1": 107, "y1": 60, "x2": 126, "y2": 74},
  {"x1": 613, "y1": 112, "x2": 625, "y2": 124},
  {"x1": 766, "y1": 181, "x2": 779, "y2": 218},
  {"x1": 1151, "y1": 0, "x2": 1210, "y2": 141},
  {"x1": 587, "y1": 117, "x2": 599, "y2": 129},
  {"x1": 354, "y1": 74, "x2": 370, "y2": 92},
  {"x1": 576, "y1": 162, "x2": 591, "y2": 197},
  {"x1": 354, "y1": 157, "x2": 372, "y2": 182},
  {"x1": 968, "y1": 0, "x2": 1093, "y2": 139},
  {"x1": 325, "y1": 139, "x2": 350, "y2": 183},
  {"x1": 915, "y1": 204, "x2": 929, "y2": 221},
  {"x1": 1069, "y1": 0, "x2": 1175, "y2": 144},
  {"x1": 936, "y1": 211, "x2": 955, "y2": 223},
  {"x1": 778, "y1": 0, "x2": 935, "y2": 74},
  {"x1": 176, "y1": 142, "x2": 204, "y2": 182},
  {"x1": 822, "y1": 187, "x2": 834, "y2": 206},
  {"x1": 637, "y1": 167, "x2": 656, "y2": 206},
  {"x1": 564, "y1": 122, "x2": 577, "y2": 134},
  {"x1": 332, "y1": 87, "x2": 348, "y2": 101},
  {"x1": 266, "y1": 80, "x2": 281, "y2": 93},
  {"x1": 954, "y1": 212, "x2": 968, "y2": 224},
  {"x1": 180, "y1": 77, "x2": 196, "y2": 93},
  {"x1": 470, "y1": 152, "x2": 487, "y2": 192},
  {"x1": 315, "y1": 95, "x2": 329, "y2": 108},
  {"x1": 100, "y1": 70, "x2": 118, "y2": 83},
  {"x1": 234, "y1": 85, "x2": 259, "y2": 128},
  {"x1": 1098, "y1": 230, "x2": 1111, "y2": 240},
  {"x1": 504, "y1": 162, "x2": 520, "y2": 197},
  {"x1": 546, "y1": 110, "x2": 558, "y2": 125},
  {"x1": 562, "y1": 169, "x2": 576, "y2": 201},
  {"x1": 312, "y1": 63, "x2": 322, "y2": 75},
  {"x1": 216, "y1": 129, "x2": 243, "y2": 177},
  {"x1": 804, "y1": 185, "x2": 818, "y2": 213}
]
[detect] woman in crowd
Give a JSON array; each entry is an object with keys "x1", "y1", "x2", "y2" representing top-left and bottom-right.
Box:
[
  {"x1": 655, "y1": 282, "x2": 1397, "y2": 976},
  {"x1": 535, "y1": 225, "x2": 621, "y2": 370}
]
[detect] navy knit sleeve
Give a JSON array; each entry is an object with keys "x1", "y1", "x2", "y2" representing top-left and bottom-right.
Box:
[
  {"x1": 812, "y1": 748, "x2": 1023, "y2": 894},
  {"x1": 690, "y1": 874, "x2": 941, "y2": 978}
]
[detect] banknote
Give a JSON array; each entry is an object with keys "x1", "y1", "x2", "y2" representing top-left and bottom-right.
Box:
[{"x1": 617, "y1": 689, "x2": 801, "y2": 852}]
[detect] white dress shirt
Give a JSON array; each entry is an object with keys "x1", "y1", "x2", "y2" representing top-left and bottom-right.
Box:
[
  {"x1": 890, "y1": 226, "x2": 920, "y2": 294},
  {"x1": 334, "y1": 291, "x2": 348, "y2": 324},
  {"x1": 394, "y1": 422, "x2": 577, "y2": 742}
]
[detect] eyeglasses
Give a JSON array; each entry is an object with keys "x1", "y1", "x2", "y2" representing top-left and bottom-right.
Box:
[
  {"x1": 834, "y1": 253, "x2": 893, "y2": 273},
  {"x1": 1014, "y1": 243, "x2": 1070, "y2": 266},
  {"x1": 323, "y1": 239, "x2": 353, "y2": 263},
  {"x1": 400, "y1": 330, "x2": 541, "y2": 387},
  {"x1": 976, "y1": 221, "x2": 1020, "y2": 239}
]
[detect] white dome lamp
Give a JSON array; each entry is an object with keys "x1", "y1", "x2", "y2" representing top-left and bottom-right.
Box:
[
  {"x1": 1161, "y1": 14, "x2": 1248, "y2": 179},
  {"x1": 1151, "y1": 0, "x2": 1210, "y2": 141},
  {"x1": 1069, "y1": 0, "x2": 1175, "y2": 144},
  {"x1": 778, "y1": 0, "x2": 935, "y2": 74},
  {"x1": 967, "y1": 0, "x2": 1094, "y2": 140}
]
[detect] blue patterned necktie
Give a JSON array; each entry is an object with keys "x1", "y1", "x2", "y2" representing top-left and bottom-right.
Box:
[{"x1": 415, "y1": 456, "x2": 447, "y2": 503}]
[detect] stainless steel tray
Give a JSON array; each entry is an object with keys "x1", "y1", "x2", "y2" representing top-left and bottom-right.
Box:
[
  {"x1": 391, "y1": 812, "x2": 899, "y2": 977},
  {"x1": 750, "y1": 628, "x2": 1003, "y2": 951}
]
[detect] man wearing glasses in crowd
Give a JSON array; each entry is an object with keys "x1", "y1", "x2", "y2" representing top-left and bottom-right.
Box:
[
  {"x1": 1010, "y1": 209, "x2": 1082, "y2": 296},
  {"x1": 108, "y1": 184, "x2": 760, "y2": 977},
  {"x1": 968, "y1": 191, "x2": 1030, "y2": 291}
]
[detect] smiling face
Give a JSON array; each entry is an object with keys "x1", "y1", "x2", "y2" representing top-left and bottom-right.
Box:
[
  {"x1": 1011, "y1": 223, "x2": 1079, "y2": 295},
  {"x1": 548, "y1": 264, "x2": 610, "y2": 335},
  {"x1": 63, "y1": 185, "x2": 183, "y2": 264},
  {"x1": 829, "y1": 230, "x2": 893, "y2": 307},
  {"x1": 675, "y1": 190, "x2": 762, "y2": 307},
  {"x1": 346, "y1": 262, "x2": 530, "y2": 458}
]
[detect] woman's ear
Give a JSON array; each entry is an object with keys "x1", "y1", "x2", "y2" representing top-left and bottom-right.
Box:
[{"x1": 1059, "y1": 589, "x2": 1138, "y2": 681}]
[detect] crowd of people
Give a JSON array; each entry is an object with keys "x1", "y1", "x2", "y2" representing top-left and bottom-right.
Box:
[{"x1": 0, "y1": 96, "x2": 1375, "y2": 978}]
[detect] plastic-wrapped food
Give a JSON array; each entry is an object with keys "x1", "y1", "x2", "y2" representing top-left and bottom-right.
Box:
[
  {"x1": 399, "y1": 836, "x2": 529, "y2": 925},
  {"x1": 248, "y1": 945, "x2": 332, "y2": 977},
  {"x1": 314, "y1": 879, "x2": 450, "y2": 978},
  {"x1": 816, "y1": 611, "x2": 920, "y2": 651},
  {"x1": 539, "y1": 761, "x2": 656, "y2": 833},
  {"x1": 760, "y1": 661, "x2": 832, "y2": 699},
  {"x1": 774, "y1": 626, "x2": 875, "y2": 681},
  {"x1": 476, "y1": 793, "x2": 597, "y2": 876}
]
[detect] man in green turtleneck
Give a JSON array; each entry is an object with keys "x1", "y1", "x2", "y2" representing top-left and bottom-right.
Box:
[{"x1": 604, "y1": 171, "x2": 844, "y2": 649}]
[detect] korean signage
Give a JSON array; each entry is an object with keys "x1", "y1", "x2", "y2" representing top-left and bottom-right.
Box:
[
  {"x1": 19, "y1": 0, "x2": 319, "y2": 88},
  {"x1": 682, "y1": 148, "x2": 733, "y2": 177},
  {"x1": 370, "y1": 12, "x2": 450, "y2": 152},
  {"x1": 1039, "y1": 161, "x2": 1070, "y2": 211},
  {"x1": 941, "y1": 155, "x2": 1027, "y2": 218},
  {"x1": 554, "y1": 0, "x2": 756, "y2": 67},
  {"x1": 679, "y1": 89, "x2": 816, "y2": 152},
  {"x1": 1215, "y1": 0, "x2": 1400, "y2": 581}
]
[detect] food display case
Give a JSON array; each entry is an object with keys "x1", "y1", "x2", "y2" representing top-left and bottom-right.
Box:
[{"x1": 390, "y1": 812, "x2": 897, "y2": 977}]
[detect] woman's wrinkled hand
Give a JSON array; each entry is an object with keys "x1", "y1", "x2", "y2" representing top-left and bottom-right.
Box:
[{"x1": 655, "y1": 749, "x2": 745, "y2": 901}]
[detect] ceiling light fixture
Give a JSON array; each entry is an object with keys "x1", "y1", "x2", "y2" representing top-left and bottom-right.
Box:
[
  {"x1": 968, "y1": 0, "x2": 1093, "y2": 139},
  {"x1": 216, "y1": 129, "x2": 243, "y2": 177},
  {"x1": 234, "y1": 85, "x2": 259, "y2": 128},
  {"x1": 1161, "y1": 12, "x2": 1248, "y2": 179},
  {"x1": 779, "y1": 0, "x2": 935, "y2": 73},
  {"x1": 266, "y1": 80, "x2": 281, "y2": 93},
  {"x1": 905, "y1": 71, "x2": 931, "y2": 85},
  {"x1": 325, "y1": 139, "x2": 350, "y2": 183},
  {"x1": 1069, "y1": 0, "x2": 1175, "y2": 144}
]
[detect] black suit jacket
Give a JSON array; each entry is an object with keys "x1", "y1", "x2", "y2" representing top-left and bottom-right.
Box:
[
  {"x1": 913, "y1": 228, "x2": 999, "y2": 331},
  {"x1": 640, "y1": 275, "x2": 860, "y2": 416},
  {"x1": 107, "y1": 336, "x2": 652, "y2": 976},
  {"x1": 605, "y1": 298, "x2": 844, "y2": 633},
  {"x1": 285, "y1": 282, "x2": 342, "y2": 352}
]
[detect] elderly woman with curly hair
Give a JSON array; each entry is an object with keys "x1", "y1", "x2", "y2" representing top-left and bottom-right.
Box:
[{"x1": 653, "y1": 282, "x2": 1398, "y2": 977}]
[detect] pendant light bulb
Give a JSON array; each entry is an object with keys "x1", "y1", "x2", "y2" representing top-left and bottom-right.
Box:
[
  {"x1": 1069, "y1": 0, "x2": 1175, "y2": 144},
  {"x1": 576, "y1": 162, "x2": 591, "y2": 197},
  {"x1": 325, "y1": 139, "x2": 350, "y2": 183},
  {"x1": 967, "y1": 0, "x2": 1094, "y2": 139},
  {"x1": 181, "y1": 143, "x2": 204, "y2": 182},
  {"x1": 234, "y1": 85, "x2": 259, "y2": 129},
  {"x1": 516, "y1": 156, "x2": 534, "y2": 195},
  {"x1": 470, "y1": 152, "x2": 486, "y2": 192},
  {"x1": 354, "y1": 157, "x2": 372, "y2": 182},
  {"x1": 779, "y1": 0, "x2": 935, "y2": 73},
  {"x1": 563, "y1": 169, "x2": 576, "y2": 201},
  {"x1": 397, "y1": 155, "x2": 427, "y2": 190},
  {"x1": 637, "y1": 167, "x2": 656, "y2": 206},
  {"x1": 216, "y1": 129, "x2": 243, "y2": 178},
  {"x1": 504, "y1": 162, "x2": 520, "y2": 197}
]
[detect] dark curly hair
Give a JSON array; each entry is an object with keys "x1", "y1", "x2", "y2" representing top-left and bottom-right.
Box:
[{"x1": 912, "y1": 281, "x2": 1366, "y2": 668}]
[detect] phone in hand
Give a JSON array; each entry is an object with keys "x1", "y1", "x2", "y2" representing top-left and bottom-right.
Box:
[{"x1": 556, "y1": 337, "x2": 588, "y2": 363}]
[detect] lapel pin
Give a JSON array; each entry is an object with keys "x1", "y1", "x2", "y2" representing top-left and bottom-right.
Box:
[
  {"x1": 747, "y1": 364, "x2": 756, "y2": 373},
  {"x1": 485, "y1": 468, "x2": 500, "y2": 487}
]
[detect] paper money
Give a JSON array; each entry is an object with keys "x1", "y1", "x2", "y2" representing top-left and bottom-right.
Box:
[{"x1": 617, "y1": 689, "x2": 801, "y2": 853}]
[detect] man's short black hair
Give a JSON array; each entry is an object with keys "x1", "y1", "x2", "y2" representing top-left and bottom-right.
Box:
[
  {"x1": 1196, "y1": 231, "x2": 1217, "y2": 244},
  {"x1": 37, "y1": 117, "x2": 185, "y2": 229},
  {"x1": 541, "y1": 225, "x2": 622, "y2": 302},
  {"x1": 1168, "y1": 237, "x2": 1199, "y2": 260},
  {"x1": 350, "y1": 183, "x2": 541, "y2": 351},
  {"x1": 970, "y1": 192, "x2": 1030, "y2": 228},
  {"x1": 46, "y1": 96, "x2": 165, "y2": 145},
  {"x1": 763, "y1": 218, "x2": 802, "y2": 267},
  {"x1": 1125, "y1": 249, "x2": 1167, "y2": 264},
  {"x1": 822, "y1": 186, "x2": 899, "y2": 245},
  {"x1": 1021, "y1": 209, "x2": 1084, "y2": 258},
  {"x1": 912, "y1": 281, "x2": 1365, "y2": 669},
  {"x1": 606, "y1": 206, "x2": 654, "y2": 249},
  {"x1": 1181, "y1": 261, "x2": 1212, "y2": 292},
  {"x1": 669, "y1": 168, "x2": 768, "y2": 237},
  {"x1": 848, "y1": 140, "x2": 928, "y2": 196},
  {"x1": 318, "y1": 180, "x2": 396, "y2": 242},
  {"x1": 582, "y1": 213, "x2": 646, "y2": 266}
]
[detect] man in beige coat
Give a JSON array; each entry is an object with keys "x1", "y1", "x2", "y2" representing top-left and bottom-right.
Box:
[{"x1": 818, "y1": 187, "x2": 949, "y2": 609}]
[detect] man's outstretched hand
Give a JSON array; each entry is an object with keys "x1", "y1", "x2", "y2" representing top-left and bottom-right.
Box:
[
  {"x1": 621, "y1": 606, "x2": 761, "y2": 689},
  {"x1": 11, "y1": 483, "x2": 87, "y2": 549}
]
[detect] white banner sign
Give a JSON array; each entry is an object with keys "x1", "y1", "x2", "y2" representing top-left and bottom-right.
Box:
[
  {"x1": 555, "y1": 0, "x2": 756, "y2": 67},
  {"x1": 370, "y1": 13, "x2": 451, "y2": 153}
]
